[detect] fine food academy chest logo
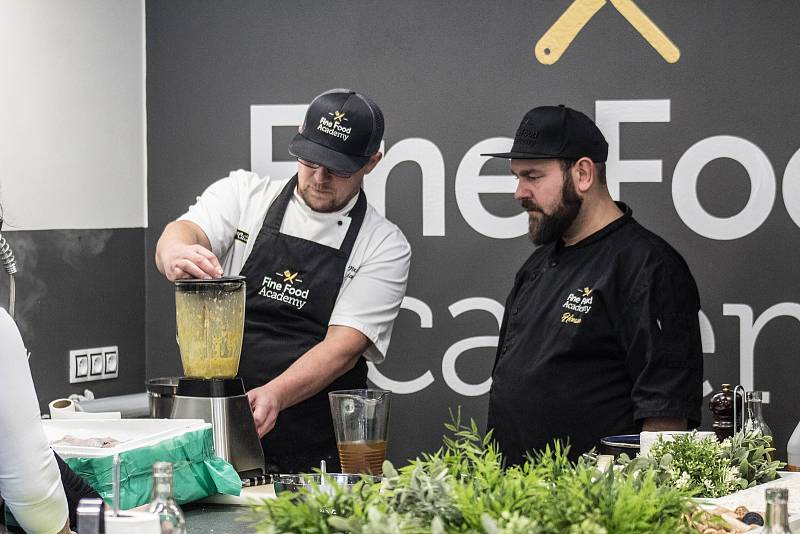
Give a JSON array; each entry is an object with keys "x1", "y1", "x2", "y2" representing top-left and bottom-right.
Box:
[
  {"x1": 561, "y1": 286, "x2": 593, "y2": 325},
  {"x1": 258, "y1": 269, "x2": 309, "y2": 310}
]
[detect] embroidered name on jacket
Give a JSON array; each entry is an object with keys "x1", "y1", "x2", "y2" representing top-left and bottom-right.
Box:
[
  {"x1": 235, "y1": 229, "x2": 249, "y2": 243},
  {"x1": 561, "y1": 287, "x2": 593, "y2": 325},
  {"x1": 258, "y1": 270, "x2": 309, "y2": 310}
]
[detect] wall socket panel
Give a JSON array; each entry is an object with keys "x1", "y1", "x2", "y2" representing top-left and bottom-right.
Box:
[{"x1": 69, "y1": 346, "x2": 118, "y2": 383}]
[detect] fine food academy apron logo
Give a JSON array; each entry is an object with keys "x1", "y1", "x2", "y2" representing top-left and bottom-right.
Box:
[
  {"x1": 258, "y1": 268, "x2": 310, "y2": 310},
  {"x1": 561, "y1": 286, "x2": 593, "y2": 325}
]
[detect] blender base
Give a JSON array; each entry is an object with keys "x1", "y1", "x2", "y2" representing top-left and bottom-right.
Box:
[{"x1": 171, "y1": 378, "x2": 264, "y2": 477}]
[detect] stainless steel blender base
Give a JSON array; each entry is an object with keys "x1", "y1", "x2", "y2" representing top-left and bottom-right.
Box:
[{"x1": 171, "y1": 393, "x2": 264, "y2": 476}]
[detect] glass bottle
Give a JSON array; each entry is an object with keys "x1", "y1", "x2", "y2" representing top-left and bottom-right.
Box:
[
  {"x1": 146, "y1": 462, "x2": 187, "y2": 534},
  {"x1": 763, "y1": 487, "x2": 791, "y2": 534},
  {"x1": 744, "y1": 390, "x2": 773, "y2": 437}
]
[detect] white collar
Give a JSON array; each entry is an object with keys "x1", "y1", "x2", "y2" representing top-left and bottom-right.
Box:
[{"x1": 291, "y1": 187, "x2": 360, "y2": 219}]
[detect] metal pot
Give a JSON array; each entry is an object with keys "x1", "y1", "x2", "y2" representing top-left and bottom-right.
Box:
[
  {"x1": 145, "y1": 377, "x2": 180, "y2": 418},
  {"x1": 273, "y1": 473, "x2": 382, "y2": 494}
]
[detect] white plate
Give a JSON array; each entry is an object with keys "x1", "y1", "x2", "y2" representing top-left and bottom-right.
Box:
[
  {"x1": 696, "y1": 472, "x2": 800, "y2": 532},
  {"x1": 750, "y1": 514, "x2": 800, "y2": 533}
]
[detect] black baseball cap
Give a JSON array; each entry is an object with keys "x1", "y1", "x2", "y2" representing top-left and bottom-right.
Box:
[
  {"x1": 288, "y1": 88, "x2": 384, "y2": 174},
  {"x1": 482, "y1": 105, "x2": 608, "y2": 162}
]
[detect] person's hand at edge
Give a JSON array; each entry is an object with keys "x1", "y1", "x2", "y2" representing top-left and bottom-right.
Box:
[{"x1": 247, "y1": 384, "x2": 282, "y2": 438}]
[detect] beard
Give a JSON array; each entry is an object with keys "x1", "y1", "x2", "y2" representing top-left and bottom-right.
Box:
[
  {"x1": 523, "y1": 174, "x2": 582, "y2": 245},
  {"x1": 297, "y1": 184, "x2": 338, "y2": 212}
]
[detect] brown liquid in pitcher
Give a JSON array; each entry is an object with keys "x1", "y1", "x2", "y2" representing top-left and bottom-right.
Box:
[{"x1": 337, "y1": 440, "x2": 387, "y2": 475}]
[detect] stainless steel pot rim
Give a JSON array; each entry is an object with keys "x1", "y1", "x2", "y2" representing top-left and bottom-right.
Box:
[
  {"x1": 145, "y1": 376, "x2": 181, "y2": 395},
  {"x1": 275, "y1": 473, "x2": 383, "y2": 484},
  {"x1": 600, "y1": 434, "x2": 640, "y2": 449}
]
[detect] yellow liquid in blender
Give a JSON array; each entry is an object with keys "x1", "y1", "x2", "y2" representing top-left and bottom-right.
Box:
[{"x1": 175, "y1": 290, "x2": 244, "y2": 378}]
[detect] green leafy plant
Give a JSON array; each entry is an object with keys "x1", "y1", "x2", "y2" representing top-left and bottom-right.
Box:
[
  {"x1": 721, "y1": 423, "x2": 784, "y2": 488},
  {"x1": 243, "y1": 409, "x2": 695, "y2": 533},
  {"x1": 620, "y1": 426, "x2": 785, "y2": 498},
  {"x1": 631, "y1": 432, "x2": 740, "y2": 497}
]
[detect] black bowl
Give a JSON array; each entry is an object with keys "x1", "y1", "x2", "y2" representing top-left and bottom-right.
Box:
[{"x1": 599, "y1": 434, "x2": 640, "y2": 457}]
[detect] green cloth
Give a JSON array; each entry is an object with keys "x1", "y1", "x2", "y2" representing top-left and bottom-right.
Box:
[{"x1": 64, "y1": 427, "x2": 241, "y2": 509}]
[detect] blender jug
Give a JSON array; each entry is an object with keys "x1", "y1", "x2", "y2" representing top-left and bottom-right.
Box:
[{"x1": 174, "y1": 276, "x2": 245, "y2": 378}]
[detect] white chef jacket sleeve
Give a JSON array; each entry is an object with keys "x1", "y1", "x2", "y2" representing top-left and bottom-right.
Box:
[
  {"x1": 329, "y1": 227, "x2": 411, "y2": 363},
  {"x1": 177, "y1": 169, "x2": 252, "y2": 259},
  {"x1": 0, "y1": 308, "x2": 69, "y2": 534}
]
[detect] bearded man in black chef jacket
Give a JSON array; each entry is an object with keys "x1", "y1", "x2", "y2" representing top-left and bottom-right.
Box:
[
  {"x1": 483, "y1": 105, "x2": 703, "y2": 464},
  {"x1": 155, "y1": 89, "x2": 411, "y2": 473}
]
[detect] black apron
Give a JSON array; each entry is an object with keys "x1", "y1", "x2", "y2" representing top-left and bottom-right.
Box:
[{"x1": 238, "y1": 175, "x2": 368, "y2": 474}]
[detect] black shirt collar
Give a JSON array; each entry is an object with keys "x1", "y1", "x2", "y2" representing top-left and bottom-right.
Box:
[{"x1": 552, "y1": 202, "x2": 632, "y2": 256}]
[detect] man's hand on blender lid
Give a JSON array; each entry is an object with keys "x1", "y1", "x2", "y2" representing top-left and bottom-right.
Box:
[{"x1": 164, "y1": 244, "x2": 223, "y2": 281}]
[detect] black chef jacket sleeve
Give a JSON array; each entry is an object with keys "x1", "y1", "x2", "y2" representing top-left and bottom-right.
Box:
[
  {"x1": 55, "y1": 452, "x2": 104, "y2": 531},
  {"x1": 618, "y1": 253, "x2": 703, "y2": 427}
]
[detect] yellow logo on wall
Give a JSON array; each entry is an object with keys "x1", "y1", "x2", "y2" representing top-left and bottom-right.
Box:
[{"x1": 535, "y1": 0, "x2": 680, "y2": 65}]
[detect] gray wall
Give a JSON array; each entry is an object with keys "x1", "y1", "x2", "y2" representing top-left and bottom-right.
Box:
[
  {"x1": 0, "y1": 230, "x2": 147, "y2": 409},
  {"x1": 145, "y1": 1, "x2": 800, "y2": 464}
]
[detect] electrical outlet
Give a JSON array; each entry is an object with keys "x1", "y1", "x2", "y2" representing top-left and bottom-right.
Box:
[
  {"x1": 69, "y1": 351, "x2": 89, "y2": 383},
  {"x1": 102, "y1": 346, "x2": 118, "y2": 379},
  {"x1": 69, "y1": 346, "x2": 119, "y2": 383},
  {"x1": 89, "y1": 352, "x2": 104, "y2": 376}
]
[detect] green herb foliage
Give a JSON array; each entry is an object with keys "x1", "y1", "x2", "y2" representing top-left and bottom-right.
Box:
[
  {"x1": 620, "y1": 425, "x2": 785, "y2": 498},
  {"x1": 721, "y1": 423, "x2": 784, "y2": 488},
  {"x1": 243, "y1": 410, "x2": 693, "y2": 533}
]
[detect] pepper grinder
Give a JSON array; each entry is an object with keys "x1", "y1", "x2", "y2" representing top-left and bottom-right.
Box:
[
  {"x1": 708, "y1": 384, "x2": 743, "y2": 441},
  {"x1": 709, "y1": 383, "x2": 738, "y2": 441}
]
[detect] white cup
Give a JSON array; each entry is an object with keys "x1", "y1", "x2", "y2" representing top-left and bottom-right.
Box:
[
  {"x1": 104, "y1": 510, "x2": 161, "y2": 534},
  {"x1": 640, "y1": 430, "x2": 716, "y2": 456}
]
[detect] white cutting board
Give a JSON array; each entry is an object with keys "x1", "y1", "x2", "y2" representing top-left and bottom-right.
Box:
[
  {"x1": 200, "y1": 484, "x2": 276, "y2": 505},
  {"x1": 44, "y1": 418, "x2": 210, "y2": 458}
]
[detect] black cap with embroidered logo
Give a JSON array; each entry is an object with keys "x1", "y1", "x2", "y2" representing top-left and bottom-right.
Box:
[
  {"x1": 482, "y1": 105, "x2": 608, "y2": 162},
  {"x1": 288, "y1": 88, "x2": 384, "y2": 174}
]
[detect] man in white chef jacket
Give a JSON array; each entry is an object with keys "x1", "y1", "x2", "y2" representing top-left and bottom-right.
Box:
[{"x1": 156, "y1": 89, "x2": 411, "y2": 473}]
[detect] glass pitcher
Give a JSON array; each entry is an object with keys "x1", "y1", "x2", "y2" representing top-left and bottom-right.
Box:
[
  {"x1": 329, "y1": 389, "x2": 391, "y2": 475},
  {"x1": 174, "y1": 276, "x2": 245, "y2": 379}
]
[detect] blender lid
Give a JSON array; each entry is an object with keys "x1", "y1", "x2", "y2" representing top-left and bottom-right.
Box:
[
  {"x1": 174, "y1": 275, "x2": 246, "y2": 292},
  {"x1": 174, "y1": 275, "x2": 246, "y2": 285}
]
